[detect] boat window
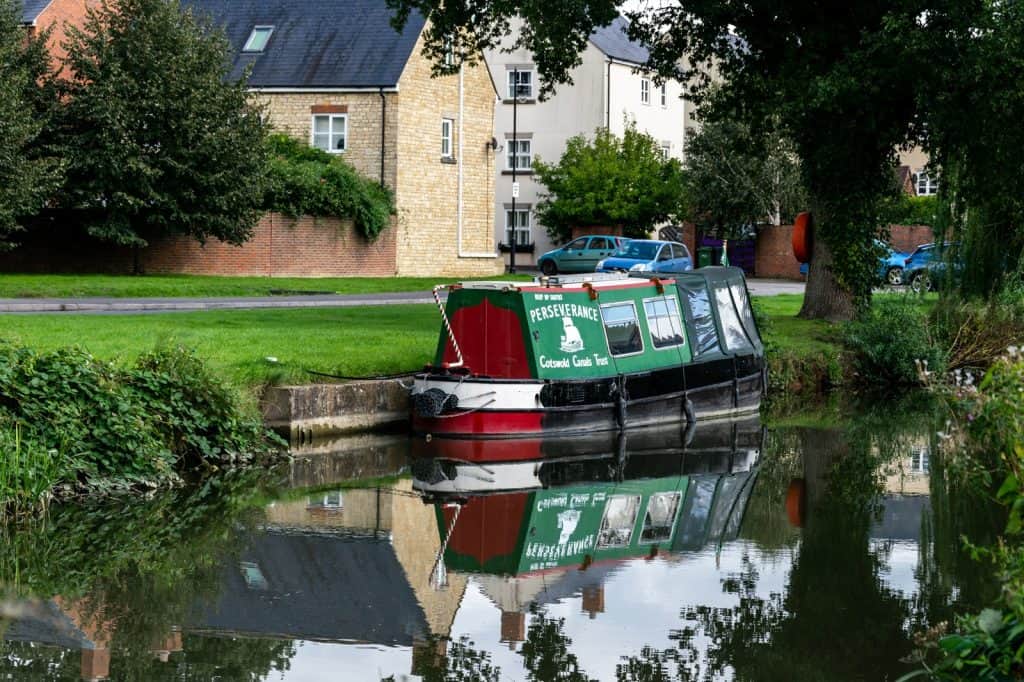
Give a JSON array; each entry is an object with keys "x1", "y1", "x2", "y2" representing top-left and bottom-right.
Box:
[
  {"x1": 641, "y1": 491, "x2": 682, "y2": 543},
  {"x1": 714, "y1": 285, "x2": 752, "y2": 352},
  {"x1": 600, "y1": 302, "x2": 644, "y2": 356},
  {"x1": 598, "y1": 495, "x2": 641, "y2": 547},
  {"x1": 643, "y1": 296, "x2": 685, "y2": 349},
  {"x1": 729, "y1": 282, "x2": 761, "y2": 346},
  {"x1": 686, "y1": 287, "x2": 722, "y2": 356}
]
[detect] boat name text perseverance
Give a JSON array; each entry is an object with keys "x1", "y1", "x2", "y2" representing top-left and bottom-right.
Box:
[{"x1": 528, "y1": 302, "x2": 601, "y2": 324}]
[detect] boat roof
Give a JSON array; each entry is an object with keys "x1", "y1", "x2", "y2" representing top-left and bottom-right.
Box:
[{"x1": 454, "y1": 266, "x2": 750, "y2": 291}]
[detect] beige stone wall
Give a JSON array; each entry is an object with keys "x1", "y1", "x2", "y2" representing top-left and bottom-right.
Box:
[
  {"x1": 394, "y1": 34, "x2": 503, "y2": 276},
  {"x1": 256, "y1": 91, "x2": 399, "y2": 193}
]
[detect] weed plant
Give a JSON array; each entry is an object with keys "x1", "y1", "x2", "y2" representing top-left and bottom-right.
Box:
[
  {"x1": 0, "y1": 342, "x2": 278, "y2": 512},
  {"x1": 844, "y1": 295, "x2": 946, "y2": 386}
]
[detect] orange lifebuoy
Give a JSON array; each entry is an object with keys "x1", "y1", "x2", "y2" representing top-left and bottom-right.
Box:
[
  {"x1": 785, "y1": 478, "x2": 806, "y2": 528},
  {"x1": 792, "y1": 212, "x2": 813, "y2": 264}
]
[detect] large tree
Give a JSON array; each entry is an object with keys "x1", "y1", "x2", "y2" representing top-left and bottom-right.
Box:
[
  {"x1": 0, "y1": 0, "x2": 62, "y2": 248},
  {"x1": 387, "y1": 0, "x2": 926, "y2": 320},
  {"x1": 533, "y1": 125, "x2": 687, "y2": 243},
  {"x1": 684, "y1": 111, "x2": 806, "y2": 237},
  {"x1": 56, "y1": 0, "x2": 268, "y2": 247}
]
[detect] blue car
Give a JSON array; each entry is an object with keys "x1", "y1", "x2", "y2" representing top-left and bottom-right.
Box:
[
  {"x1": 596, "y1": 240, "x2": 693, "y2": 274},
  {"x1": 903, "y1": 242, "x2": 955, "y2": 272},
  {"x1": 877, "y1": 240, "x2": 911, "y2": 286}
]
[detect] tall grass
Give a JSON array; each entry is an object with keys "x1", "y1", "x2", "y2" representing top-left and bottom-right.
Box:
[{"x1": 0, "y1": 421, "x2": 61, "y2": 516}]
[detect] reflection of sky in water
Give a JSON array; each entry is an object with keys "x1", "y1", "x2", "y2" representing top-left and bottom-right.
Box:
[
  {"x1": 450, "y1": 540, "x2": 796, "y2": 681},
  {"x1": 263, "y1": 641, "x2": 412, "y2": 681}
]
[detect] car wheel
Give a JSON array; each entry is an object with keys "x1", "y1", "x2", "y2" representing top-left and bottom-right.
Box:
[
  {"x1": 910, "y1": 272, "x2": 931, "y2": 294},
  {"x1": 540, "y1": 260, "x2": 557, "y2": 276},
  {"x1": 886, "y1": 267, "x2": 904, "y2": 286}
]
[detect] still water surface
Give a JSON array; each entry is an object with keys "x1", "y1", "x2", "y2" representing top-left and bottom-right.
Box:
[{"x1": 0, "y1": 404, "x2": 1004, "y2": 681}]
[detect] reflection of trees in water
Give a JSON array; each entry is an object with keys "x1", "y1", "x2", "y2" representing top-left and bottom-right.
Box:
[
  {"x1": 406, "y1": 634, "x2": 501, "y2": 682},
  {"x1": 615, "y1": 406, "x2": 1004, "y2": 681},
  {"x1": 521, "y1": 606, "x2": 595, "y2": 682},
  {"x1": 0, "y1": 468, "x2": 295, "y2": 680}
]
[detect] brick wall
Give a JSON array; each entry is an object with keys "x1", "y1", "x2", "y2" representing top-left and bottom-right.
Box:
[
  {"x1": 754, "y1": 223, "x2": 941, "y2": 280},
  {"x1": 0, "y1": 213, "x2": 397, "y2": 276},
  {"x1": 34, "y1": 0, "x2": 99, "y2": 78}
]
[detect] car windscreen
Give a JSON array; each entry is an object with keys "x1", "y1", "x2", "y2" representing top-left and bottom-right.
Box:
[{"x1": 614, "y1": 242, "x2": 658, "y2": 260}]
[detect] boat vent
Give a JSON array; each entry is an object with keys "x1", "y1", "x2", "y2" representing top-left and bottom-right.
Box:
[{"x1": 534, "y1": 272, "x2": 632, "y2": 287}]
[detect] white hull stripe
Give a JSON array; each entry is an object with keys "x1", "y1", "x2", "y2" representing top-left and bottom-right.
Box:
[{"x1": 413, "y1": 377, "x2": 543, "y2": 411}]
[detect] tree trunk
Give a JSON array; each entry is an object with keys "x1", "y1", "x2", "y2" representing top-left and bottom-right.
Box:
[{"x1": 798, "y1": 227, "x2": 855, "y2": 321}]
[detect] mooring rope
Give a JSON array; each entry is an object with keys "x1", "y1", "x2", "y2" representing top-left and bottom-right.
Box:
[
  {"x1": 430, "y1": 503, "x2": 463, "y2": 590},
  {"x1": 433, "y1": 285, "x2": 464, "y2": 368}
]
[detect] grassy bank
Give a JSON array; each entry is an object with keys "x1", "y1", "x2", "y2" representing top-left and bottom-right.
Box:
[
  {"x1": 0, "y1": 273, "x2": 530, "y2": 298},
  {"x1": 0, "y1": 297, "x2": 838, "y2": 393}
]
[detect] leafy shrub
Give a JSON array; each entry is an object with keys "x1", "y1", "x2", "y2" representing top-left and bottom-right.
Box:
[
  {"x1": 843, "y1": 297, "x2": 946, "y2": 385},
  {"x1": 262, "y1": 133, "x2": 395, "y2": 240},
  {"x1": 0, "y1": 342, "x2": 277, "y2": 508},
  {"x1": 931, "y1": 299, "x2": 1024, "y2": 372}
]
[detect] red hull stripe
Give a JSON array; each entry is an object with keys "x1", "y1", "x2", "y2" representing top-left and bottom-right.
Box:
[{"x1": 412, "y1": 410, "x2": 544, "y2": 439}]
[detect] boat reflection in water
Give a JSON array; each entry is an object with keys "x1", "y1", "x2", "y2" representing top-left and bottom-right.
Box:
[{"x1": 411, "y1": 416, "x2": 763, "y2": 623}]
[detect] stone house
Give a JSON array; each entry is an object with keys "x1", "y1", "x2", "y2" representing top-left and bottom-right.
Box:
[
  {"x1": 485, "y1": 16, "x2": 689, "y2": 269},
  {"x1": 189, "y1": 0, "x2": 503, "y2": 277}
]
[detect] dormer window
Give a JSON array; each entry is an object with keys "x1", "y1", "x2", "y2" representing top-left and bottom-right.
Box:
[{"x1": 243, "y1": 26, "x2": 274, "y2": 53}]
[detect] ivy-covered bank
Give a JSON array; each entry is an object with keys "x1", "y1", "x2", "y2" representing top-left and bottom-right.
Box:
[{"x1": 0, "y1": 343, "x2": 280, "y2": 514}]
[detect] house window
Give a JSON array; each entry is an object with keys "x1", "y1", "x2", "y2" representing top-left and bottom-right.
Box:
[
  {"x1": 443, "y1": 34, "x2": 456, "y2": 67},
  {"x1": 659, "y1": 143, "x2": 671, "y2": 160},
  {"x1": 643, "y1": 296, "x2": 685, "y2": 349},
  {"x1": 506, "y1": 138, "x2": 532, "y2": 171},
  {"x1": 914, "y1": 171, "x2": 938, "y2": 196},
  {"x1": 507, "y1": 69, "x2": 534, "y2": 99},
  {"x1": 505, "y1": 207, "x2": 531, "y2": 246},
  {"x1": 441, "y1": 118, "x2": 454, "y2": 158},
  {"x1": 312, "y1": 114, "x2": 346, "y2": 153},
  {"x1": 601, "y1": 302, "x2": 644, "y2": 356},
  {"x1": 641, "y1": 78, "x2": 651, "y2": 105},
  {"x1": 242, "y1": 26, "x2": 274, "y2": 53},
  {"x1": 660, "y1": 83, "x2": 667, "y2": 107}
]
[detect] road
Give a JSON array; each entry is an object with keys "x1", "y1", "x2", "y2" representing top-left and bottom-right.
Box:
[{"x1": 0, "y1": 278, "x2": 805, "y2": 314}]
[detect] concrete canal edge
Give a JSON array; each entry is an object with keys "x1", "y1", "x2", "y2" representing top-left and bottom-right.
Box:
[{"x1": 261, "y1": 380, "x2": 411, "y2": 441}]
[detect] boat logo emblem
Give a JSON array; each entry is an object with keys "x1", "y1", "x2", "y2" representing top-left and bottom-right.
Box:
[
  {"x1": 559, "y1": 317, "x2": 584, "y2": 353},
  {"x1": 557, "y1": 509, "x2": 581, "y2": 545}
]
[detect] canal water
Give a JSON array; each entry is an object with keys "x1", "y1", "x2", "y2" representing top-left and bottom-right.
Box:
[{"x1": 0, "y1": 402, "x2": 1004, "y2": 681}]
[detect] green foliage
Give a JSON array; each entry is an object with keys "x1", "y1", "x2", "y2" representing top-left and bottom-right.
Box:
[
  {"x1": 0, "y1": 420, "x2": 61, "y2": 515},
  {"x1": 263, "y1": 134, "x2": 396, "y2": 241},
  {"x1": 844, "y1": 297, "x2": 946, "y2": 386},
  {"x1": 0, "y1": 0, "x2": 62, "y2": 248},
  {"x1": 56, "y1": 0, "x2": 268, "y2": 246},
  {"x1": 533, "y1": 125, "x2": 687, "y2": 243},
  {"x1": 914, "y1": 1, "x2": 1024, "y2": 300},
  {"x1": 684, "y1": 109, "x2": 807, "y2": 236},
  {"x1": 930, "y1": 299, "x2": 1024, "y2": 372},
  {"x1": 882, "y1": 195, "x2": 940, "y2": 228},
  {"x1": 0, "y1": 342, "x2": 276, "y2": 510}
]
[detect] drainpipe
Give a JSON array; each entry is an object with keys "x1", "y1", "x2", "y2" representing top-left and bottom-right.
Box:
[
  {"x1": 605, "y1": 59, "x2": 611, "y2": 128},
  {"x1": 379, "y1": 88, "x2": 386, "y2": 187},
  {"x1": 457, "y1": 62, "x2": 496, "y2": 259}
]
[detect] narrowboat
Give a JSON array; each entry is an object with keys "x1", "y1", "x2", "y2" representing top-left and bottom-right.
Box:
[{"x1": 411, "y1": 266, "x2": 766, "y2": 438}]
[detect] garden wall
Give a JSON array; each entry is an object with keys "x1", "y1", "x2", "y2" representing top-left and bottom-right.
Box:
[
  {"x1": 754, "y1": 224, "x2": 937, "y2": 280},
  {"x1": 0, "y1": 213, "x2": 398, "y2": 277}
]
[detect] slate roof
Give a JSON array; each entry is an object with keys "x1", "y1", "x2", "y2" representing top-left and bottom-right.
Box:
[
  {"x1": 192, "y1": 530, "x2": 429, "y2": 644},
  {"x1": 20, "y1": 0, "x2": 54, "y2": 24},
  {"x1": 186, "y1": 0, "x2": 427, "y2": 88},
  {"x1": 589, "y1": 16, "x2": 650, "y2": 66}
]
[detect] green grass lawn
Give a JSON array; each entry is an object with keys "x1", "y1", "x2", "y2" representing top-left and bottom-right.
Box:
[
  {"x1": 0, "y1": 273, "x2": 531, "y2": 298},
  {"x1": 0, "y1": 306, "x2": 443, "y2": 394},
  {"x1": 755, "y1": 294, "x2": 842, "y2": 356}
]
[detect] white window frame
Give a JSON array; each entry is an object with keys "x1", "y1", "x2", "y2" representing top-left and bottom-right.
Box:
[
  {"x1": 443, "y1": 35, "x2": 456, "y2": 67},
  {"x1": 659, "y1": 143, "x2": 671, "y2": 161},
  {"x1": 243, "y1": 25, "x2": 274, "y2": 53},
  {"x1": 660, "y1": 83, "x2": 667, "y2": 107},
  {"x1": 441, "y1": 118, "x2": 454, "y2": 158},
  {"x1": 506, "y1": 138, "x2": 532, "y2": 171},
  {"x1": 311, "y1": 114, "x2": 346, "y2": 153},
  {"x1": 505, "y1": 207, "x2": 531, "y2": 246},
  {"x1": 641, "y1": 78, "x2": 651, "y2": 105},
  {"x1": 914, "y1": 171, "x2": 938, "y2": 196},
  {"x1": 600, "y1": 301, "x2": 645, "y2": 358},
  {"x1": 642, "y1": 295, "x2": 686, "y2": 350},
  {"x1": 507, "y1": 69, "x2": 534, "y2": 99}
]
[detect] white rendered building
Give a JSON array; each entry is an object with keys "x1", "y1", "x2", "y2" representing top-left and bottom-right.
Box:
[{"x1": 486, "y1": 16, "x2": 690, "y2": 269}]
